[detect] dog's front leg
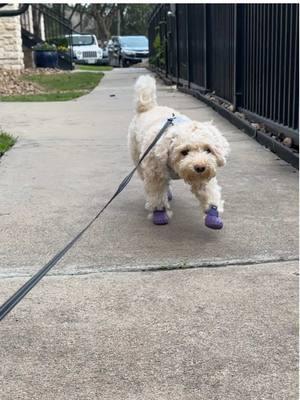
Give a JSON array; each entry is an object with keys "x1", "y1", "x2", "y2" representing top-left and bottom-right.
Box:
[
  {"x1": 143, "y1": 172, "x2": 171, "y2": 225},
  {"x1": 191, "y1": 178, "x2": 224, "y2": 229},
  {"x1": 193, "y1": 178, "x2": 224, "y2": 213},
  {"x1": 140, "y1": 142, "x2": 172, "y2": 224},
  {"x1": 144, "y1": 174, "x2": 170, "y2": 211}
]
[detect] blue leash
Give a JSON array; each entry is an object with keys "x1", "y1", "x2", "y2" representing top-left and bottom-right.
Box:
[{"x1": 0, "y1": 115, "x2": 176, "y2": 321}]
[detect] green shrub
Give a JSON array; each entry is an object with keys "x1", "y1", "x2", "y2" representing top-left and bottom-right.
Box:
[
  {"x1": 0, "y1": 130, "x2": 16, "y2": 156},
  {"x1": 57, "y1": 45, "x2": 69, "y2": 53},
  {"x1": 33, "y1": 42, "x2": 57, "y2": 52},
  {"x1": 48, "y1": 37, "x2": 69, "y2": 48},
  {"x1": 152, "y1": 32, "x2": 166, "y2": 67}
]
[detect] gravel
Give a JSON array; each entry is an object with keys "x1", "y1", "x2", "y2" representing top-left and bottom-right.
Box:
[{"x1": 0, "y1": 68, "x2": 63, "y2": 96}]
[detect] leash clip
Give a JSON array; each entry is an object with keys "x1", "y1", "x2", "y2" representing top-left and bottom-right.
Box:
[{"x1": 168, "y1": 113, "x2": 176, "y2": 125}]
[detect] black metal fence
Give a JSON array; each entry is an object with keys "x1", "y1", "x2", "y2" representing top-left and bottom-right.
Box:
[
  {"x1": 39, "y1": 5, "x2": 73, "y2": 42},
  {"x1": 149, "y1": 4, "x2": 299, "y2": 164}
]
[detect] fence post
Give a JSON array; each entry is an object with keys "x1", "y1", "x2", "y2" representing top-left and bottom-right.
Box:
[
  {"x1": 235, "y1": 4, "x2": 244, "y2": 110},
  {"x1": 233, "y1": 4, "x2": 237, "y2": 110},
  {"x1": 204, "y1": 4, "x2": 208, "y2": 91},
  {"x1": 164, "y1": 5, "x2": 168, "y2": 79},
  {"x1": 174, "y1": 4, "x2": 179, "y2": 85},
  {"x1": 186, "y1": 4, "x2": 190, "y2": 87}
]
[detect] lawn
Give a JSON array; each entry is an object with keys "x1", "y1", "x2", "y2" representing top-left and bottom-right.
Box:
[
  {"x1": 77, "y1": 65, "x2": 112, "y2": 72},
  {"x1": 0, "y1": 72, "x2": 104, "y2": 102},
  {"x1": 1, "y1": 92, "x2": 85, "y2": 102},
  {"x1": 0, "y1": 131, "x2": 16, "y2": 156}
]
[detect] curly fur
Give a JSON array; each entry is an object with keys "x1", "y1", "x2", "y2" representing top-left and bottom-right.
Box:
[{"x1": 128, "y1": 75, "x2": 230, "y2": 221}]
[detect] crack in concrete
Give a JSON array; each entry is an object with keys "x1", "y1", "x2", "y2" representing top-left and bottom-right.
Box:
[{"x1": 0, "y1": 256, "x2": 298, "y2": 279}]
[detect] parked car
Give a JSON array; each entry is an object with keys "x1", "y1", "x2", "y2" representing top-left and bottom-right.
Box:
[
  {"x1": 65, "y1": 34, "x2": 103, "y2": 65},
  {"x1": 108, "y1": 36, "x2": 149, "y2": 67},
  {"x1": 101, "y1": 46, "x2": 109, "y2": 65}
]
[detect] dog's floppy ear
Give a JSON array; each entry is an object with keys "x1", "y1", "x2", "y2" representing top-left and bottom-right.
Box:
[
  {"x1": 208, "y1": 144, "x2": 227, "y2": 167},
  {"x1": 205, "y1": 122, "x2": 230, "y2": 167},
  {"x1": 191, "y1": 120, "x2": 230, "y2": 167}
]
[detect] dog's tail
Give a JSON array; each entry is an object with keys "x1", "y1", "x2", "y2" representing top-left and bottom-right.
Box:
[{"x1": 134, "y1": 75, "x2": 157, "y2": 113}]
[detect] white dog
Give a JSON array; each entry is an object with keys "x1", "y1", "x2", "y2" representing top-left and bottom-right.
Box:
[{"x1": 128, "y1": 75, "x2": 230, "y2": 229}]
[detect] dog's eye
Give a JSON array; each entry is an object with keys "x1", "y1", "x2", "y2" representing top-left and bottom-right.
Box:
[
  {"x1": 181, "y1": 149, "x2": 189, "y2": 156},
  {"x1": 205, "y1": 148, "x2": 211, "y2": 154}
]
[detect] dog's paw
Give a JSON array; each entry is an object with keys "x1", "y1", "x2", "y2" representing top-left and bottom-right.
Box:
[
  {"x1": 152, "y1": 209, "x2": 169, "y2": 225},
  {"x1": 205, "y1": 205, "x2": 223, "y2": 230}
]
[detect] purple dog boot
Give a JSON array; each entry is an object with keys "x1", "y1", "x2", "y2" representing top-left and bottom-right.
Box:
[
  {"x1": 167, "y1": 189, "x2": 173, "y2": 201},
  {"x1": 205, "y1": 205, "x2": 223, "y2": 230},
  {"x1": 153, "y1": 208, "x2": 169, "y2": 225}
]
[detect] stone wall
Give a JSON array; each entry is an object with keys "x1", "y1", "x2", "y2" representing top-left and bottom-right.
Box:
[{"x1": 0, "y1": 4, "x2": 24, "y2": 71}]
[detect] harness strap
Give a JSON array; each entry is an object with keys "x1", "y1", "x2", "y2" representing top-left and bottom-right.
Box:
[{"x1": 0, "y1": 115, "x2": 176, "y2": 321}]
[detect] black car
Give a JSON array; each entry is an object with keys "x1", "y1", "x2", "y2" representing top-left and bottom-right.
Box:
[{"x1": 108, "y1": 36, "x2": 149, "y2": 67}]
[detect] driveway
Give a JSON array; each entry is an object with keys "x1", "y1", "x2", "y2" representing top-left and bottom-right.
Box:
[{"x1": 0, "y1": 68, "x2": 298, "y2": 400}]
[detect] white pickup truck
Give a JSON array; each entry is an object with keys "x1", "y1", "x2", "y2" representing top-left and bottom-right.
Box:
[{"x1": 66, "y1": 34, "x2": 103, "y2": 65}]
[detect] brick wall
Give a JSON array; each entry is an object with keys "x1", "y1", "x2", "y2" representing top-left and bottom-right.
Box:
[{"x1": 0, "y1": 4, "x2": 24, "y2": 70}]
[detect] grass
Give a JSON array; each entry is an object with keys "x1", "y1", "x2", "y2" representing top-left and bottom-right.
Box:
[
  {"x1": 78, "y1": 65, "x2": 112, "y2": 72},
  {"x1": 0, "y1": 131, "x2": 16, "y2": 156},
  {"x1": 0, "y1": 92, "x2": 84, "y2": 102},
  {"x1": 23, "y1": 72, "x2": 104, "y2": 91},
  {"x1": 0, "y1": 71, "x2": 104, "y2": 102}
]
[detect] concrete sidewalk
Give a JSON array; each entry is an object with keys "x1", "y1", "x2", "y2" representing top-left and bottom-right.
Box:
[{"x1": 0, "y1": 68, "x2": 298, "y2": 399}]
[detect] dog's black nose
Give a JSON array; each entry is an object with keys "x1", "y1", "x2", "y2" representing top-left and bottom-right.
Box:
[{"x1": 194, "y1": 165, "x2": 206, "y2": 173}]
